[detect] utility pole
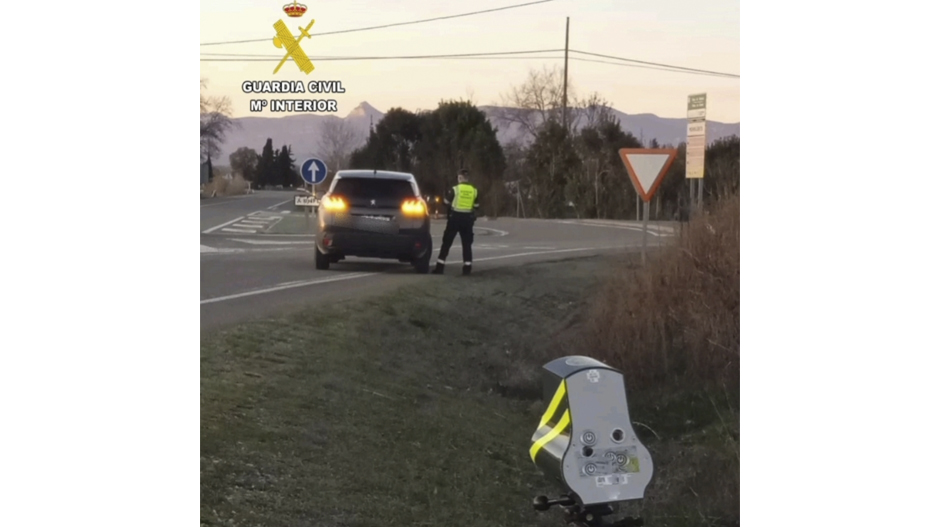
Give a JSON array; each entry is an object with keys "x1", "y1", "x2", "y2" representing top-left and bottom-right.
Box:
[{"x1": 562, "y1": 17, "x2": 569, "y2": 133}]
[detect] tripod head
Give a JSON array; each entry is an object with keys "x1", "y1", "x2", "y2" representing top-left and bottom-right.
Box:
[{"x1": 532, "y1": 494, "x2": 644, "y2": 527}]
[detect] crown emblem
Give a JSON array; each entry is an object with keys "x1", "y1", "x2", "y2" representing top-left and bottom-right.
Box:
[{"x1": 283, "y1": 1, "x2": 307, "y2": 17}]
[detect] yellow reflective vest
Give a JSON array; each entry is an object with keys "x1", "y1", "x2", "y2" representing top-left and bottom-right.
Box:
[{"x1": 451, "y1": 183, "x2": 478, "y2": 213}]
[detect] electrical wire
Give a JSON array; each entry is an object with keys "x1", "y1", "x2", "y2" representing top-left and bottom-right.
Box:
[
  {"x1": 199, "y1": 49, "x2": 562, "y2": 60},
  {"x1": 199, "y1": 50, "x2": 738, "y2": 79},
  {"x1": 567, "y1": 57, "x2": 737, "y2": 79},
  {"x1": 200, "y1": 0, "x2": 559, "y2": 46},
  {"x1": 570, "y1": 49, "x2": 739, "y2": 78}
]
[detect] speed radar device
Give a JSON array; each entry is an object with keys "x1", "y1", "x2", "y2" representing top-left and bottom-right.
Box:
[{"x1": 529, "y1": 356, "x2": 653, "y2": 527}]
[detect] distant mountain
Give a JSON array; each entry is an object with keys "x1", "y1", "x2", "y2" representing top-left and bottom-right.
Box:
[{"x1": 214, "y1": 101, "x2": 739, "y2": 166}]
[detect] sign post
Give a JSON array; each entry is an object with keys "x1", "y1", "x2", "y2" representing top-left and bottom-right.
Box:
[
  {"x1": 618, "y1": 148, "x2": 678, "y2": 265},
  {"x1": 300, "y1": 157, "x2": 328, "y2": 232},
  {"x1": 686, "y1": 93, "x2": 706, "y2": 214}
]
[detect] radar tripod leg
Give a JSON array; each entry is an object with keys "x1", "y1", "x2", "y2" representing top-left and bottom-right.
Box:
[{"x1": 534, "y1": 494, "x2": 644, "y2": 527}]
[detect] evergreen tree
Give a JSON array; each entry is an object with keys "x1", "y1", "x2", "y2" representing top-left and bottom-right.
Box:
[
  {"x1": 275, "y1": 144, "x2": 299, "y2": 187},
  {"x1": 257, "y1": 138, "x2": 275, "y2": 188}
]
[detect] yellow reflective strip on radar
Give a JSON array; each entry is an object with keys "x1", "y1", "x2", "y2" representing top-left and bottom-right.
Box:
[
  {"x1": 538, "y1": 381, "x2": 567, "y2": 428},
  {"x1": 529, "y1": 409, "x2": 571, "y2": 463}
]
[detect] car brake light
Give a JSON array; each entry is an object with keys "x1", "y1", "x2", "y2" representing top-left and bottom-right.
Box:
[
  {"x1": 322, "y1": 196, "x2": 347, "y2": 211},
  {"x1": 401, "y1": 198, "x2": 427, "y2": 216}
]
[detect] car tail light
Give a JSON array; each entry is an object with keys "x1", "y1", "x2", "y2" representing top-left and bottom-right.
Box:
[
  {"x1": 401, "y1": 198, "x2": 427, "y2": 216},
  {"x1": 322, "y1": 195, "x2": 347, "y2": 212}
]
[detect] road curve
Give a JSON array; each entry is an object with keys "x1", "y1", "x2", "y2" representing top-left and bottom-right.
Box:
[{"x1": 200, "y1": 192, "x2": 676, "y2": 330}]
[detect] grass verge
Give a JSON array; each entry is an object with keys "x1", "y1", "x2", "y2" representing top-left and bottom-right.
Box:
[
  {"x1": 202, "y1": 257, "x2": 609, "y2": 527},
  {"x1": 203, "y1": 197, "x2": 740, "y2": 527}
]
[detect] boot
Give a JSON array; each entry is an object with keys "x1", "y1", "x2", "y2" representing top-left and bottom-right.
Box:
[
  {"x1": 432, "y1": 262, "x2": 445, "y2": 274},
  {"x1": 462, "y1": 264, "x2": 472, "y2": 276}
]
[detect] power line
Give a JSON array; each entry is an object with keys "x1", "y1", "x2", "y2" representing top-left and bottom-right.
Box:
[
  {"x1": 199, "y1": 50, "x2": 738, "y2": 79},
  {"x1": 568, "y1": 57, "x2": 737, "y2": 79},
  {"x1": 200, "y1": 49, "x2": 565, "y2": 61},
  {"x1": 200, "y1": 56, "x2": 563, "y2": 62},
  {"x1": 200, "y1": 49, "x2": 562, "y2": 59},
  {"x1": 569, "y1": 49, "x2": 739, "y2": 78},
  {"x1": 200, "y1": 0, "x2": 559, "y2": 46}
]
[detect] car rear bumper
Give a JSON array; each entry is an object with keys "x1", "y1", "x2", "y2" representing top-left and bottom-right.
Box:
[{"x1": 317, "y1": 227, "x2": 430, "y2": 259}]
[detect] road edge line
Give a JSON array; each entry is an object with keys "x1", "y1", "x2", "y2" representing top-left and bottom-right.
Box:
[
  {"x1": 200, "y1": 272, "x2": 377, "y2": 305},
  {"x1": 474, "y1": 246, "x2": 626, "y2": 263}
]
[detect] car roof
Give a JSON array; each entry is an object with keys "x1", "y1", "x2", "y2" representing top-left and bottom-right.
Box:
[{"x1": 334, "y1": 170, "x2": 416, "y2": 182}]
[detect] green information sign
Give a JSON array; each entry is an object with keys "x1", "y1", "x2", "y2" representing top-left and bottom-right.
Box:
[{"x1": 687, "y1": 93, "x2": 707, "y2": 111}]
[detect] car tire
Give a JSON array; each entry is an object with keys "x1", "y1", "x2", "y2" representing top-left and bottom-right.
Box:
[
  {"x1": 413, "y1": 236, "x2": 432, "y2": 274},
  {"x1": 315, "y1": 246, "x2": 330, "y2": 270}
]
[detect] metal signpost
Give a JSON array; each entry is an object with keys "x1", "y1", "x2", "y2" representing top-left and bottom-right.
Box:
[
  {"x1": 618, "y1": 148, "x2": 678, "y2": 266},
  {"x1": 300, "y1": 157, "x2": 328, "y2": 231},
  {"x1": 686, "y1": 93, "x2": 706, "y2": 214}
]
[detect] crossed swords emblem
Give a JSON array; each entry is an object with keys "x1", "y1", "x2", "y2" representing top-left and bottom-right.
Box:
[{"x1": 272, "y1": 19, "x2": 315, "y2": 74}]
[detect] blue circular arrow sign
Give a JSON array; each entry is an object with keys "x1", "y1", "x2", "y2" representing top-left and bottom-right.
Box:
[{"x1": 301, "y1": 158, "x2": 328, "y2": 185}]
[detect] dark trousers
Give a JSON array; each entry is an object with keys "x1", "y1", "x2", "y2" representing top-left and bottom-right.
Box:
[{"x1": 438, "y1": 213, "x2": 474, "y2": 264}]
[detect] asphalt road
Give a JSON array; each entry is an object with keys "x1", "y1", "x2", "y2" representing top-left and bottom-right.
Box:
[{"x1": 200, "y1": 191, "x2": 676, "y2": 330}]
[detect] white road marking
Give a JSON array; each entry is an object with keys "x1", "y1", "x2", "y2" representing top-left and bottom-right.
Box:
[
  {"x1": 248, "y1": 212, "x2": 281, "y2": 220},
  {"x1": 200, "y1": 245, "x2": 218, "y2": 253},
  {"x1": 230, "y1": 239, "x2": 316, "y2": 245},
  {"x1": 201, "y1": 246, "x2": 314, "y2": 255},
  {"x1": 249, "y1": 233, "x2": 317, "y2": 237},
  {"x1": 200, "y1": 196, "x2": 249, "y2": 208},
  {"x1": 267, "y1": 198, "x2": 293, "y2": 210},
  {"x1": 560, "y1": 221, "x2": 667, "y2": 236},
  {"x1": 475, "y1": 226, "x2": 509, "y2": 237},
  {"x1": 587, "y1": 221, "x2": 673, "y2": 233},
  {"x1": 211, "y1": 214, "x2": 286, "y2": 234},
  {"x1": 202, "y1": 216, "x2": 246, "y2": 234},
  {"x1": 201, "y1": 273, "x2": 377, "y2": 305},
  {"x1": 559, "y1": 219, "x2": 676, "y2": 235},
  {"x1": 202, "y1": 245, "x2": 635, "y2": 304},
  {"x1": 474, "y1": 246, "x2": 625, "y2": 263}
]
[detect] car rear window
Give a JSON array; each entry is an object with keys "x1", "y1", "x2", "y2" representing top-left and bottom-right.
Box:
[{"x1": 331, "y1": 178, "x2": 415, "y2": 200}]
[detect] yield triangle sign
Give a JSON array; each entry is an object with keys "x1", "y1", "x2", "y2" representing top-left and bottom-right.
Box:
[{"x1": 618, "y1": 148, "x2": 678, "y2": 202}]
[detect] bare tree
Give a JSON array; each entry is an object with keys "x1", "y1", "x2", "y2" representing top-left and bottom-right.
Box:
[
  {"x1": 200, "y1": 79, "x2": 237, "y2": 172},
  {"x1": 465, "y1": 86, "x2": 477, "y2": 105},
  {"x1": 317, "y1": 117, "x2": 363, "y2": 178},
  {"x1": 494, "y1": 65, "x2": 577, "y2": 143},
  {"x1": 574, "y1": 92, "x2": 617, "y2": 130}
]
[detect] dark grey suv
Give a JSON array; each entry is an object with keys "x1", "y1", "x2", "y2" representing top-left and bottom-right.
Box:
[{"x1": 315, "y1": 170, "x2": 433, "y2": 273}]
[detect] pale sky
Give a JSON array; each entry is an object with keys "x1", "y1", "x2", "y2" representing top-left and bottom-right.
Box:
[{"x1": 200, "y1": 0, "x2": 740, "y2": 122}]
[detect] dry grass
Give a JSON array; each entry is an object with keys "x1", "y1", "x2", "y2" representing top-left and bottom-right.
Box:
[
  {"x1": 577, "y1": 192, "x2": 740, "y2": 525},
  {"x1": 203, "y1": 173, "x2": 250, "y2": 197},
  {"x1": 585, "y1": 192, "x2": 740, "y2": 392}
]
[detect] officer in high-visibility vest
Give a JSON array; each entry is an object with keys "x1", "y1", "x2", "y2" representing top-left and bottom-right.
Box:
[{"x1": 433, "y1": 169, "x2": 479, "y2": 275}]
